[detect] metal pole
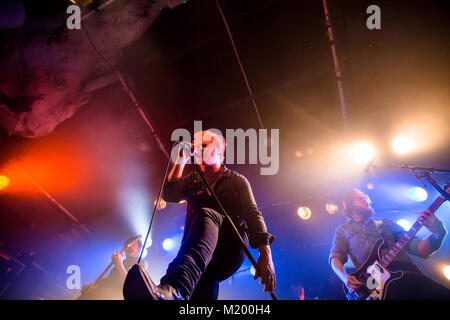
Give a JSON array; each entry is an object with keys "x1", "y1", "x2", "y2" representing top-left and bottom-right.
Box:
[{"x1": 322, "y1": 0, "x2": 349, "y2": 134}]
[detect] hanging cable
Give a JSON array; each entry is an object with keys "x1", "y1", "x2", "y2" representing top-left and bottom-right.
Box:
[{"x1": 215, "y1": 0, "x2": 265, "y2": 130}]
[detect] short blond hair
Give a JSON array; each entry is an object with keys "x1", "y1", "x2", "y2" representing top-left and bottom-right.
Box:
[{"x1": 193, "y1": 130, "x2": 226, "y2": 163}]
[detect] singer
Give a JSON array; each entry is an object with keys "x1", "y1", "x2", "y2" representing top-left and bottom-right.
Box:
[{"x1": 145, "y1": 130, "x2": 276, "y2": 300}]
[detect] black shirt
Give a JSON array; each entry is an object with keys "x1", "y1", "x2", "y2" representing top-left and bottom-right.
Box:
[{"x1": 163, "y1": 166, "x2": 275, "y2": 249}]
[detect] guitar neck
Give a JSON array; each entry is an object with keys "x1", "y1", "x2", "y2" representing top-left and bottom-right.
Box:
[
  {"x1": 94, "y1": 246, "x2": 126, "y2": 284},
  {"x1": 380, "y1": 193, "x2": 447, "y2": 268}
]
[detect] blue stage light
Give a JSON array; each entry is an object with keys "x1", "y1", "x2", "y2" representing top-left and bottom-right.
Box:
[
  {"x1": 397, "y1": 219, "x2": 412, "y2": 231},
  {"x1": 162, "y1": 238, "x2": 175, "y2": 251},
  {"x1": 407, "y1": 187, "x2": 428, "y2": 202}
]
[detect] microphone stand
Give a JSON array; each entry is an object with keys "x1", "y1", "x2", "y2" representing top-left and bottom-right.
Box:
[
  {"x1": 370, "y1": 163, "x2": 450, "y2": 202},
  {"x1": 138, "y1": 142, "x2": 176, "y2": 263},
  {"x1": 189, "y1": 153, "x2": 278, "y2": 300}
]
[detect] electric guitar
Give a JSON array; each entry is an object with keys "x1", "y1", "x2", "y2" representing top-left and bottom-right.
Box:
[{"x1": 343, "y1": 184, "x2": 449, "y2": 300}]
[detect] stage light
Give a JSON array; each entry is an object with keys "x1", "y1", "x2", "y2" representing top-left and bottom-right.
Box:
[
  {"x1": 144, "y1": 238, "x2": 152, "y2": 248},
  {"x1": 407, "y1": 187, "x2": 428, "y2": 202},
  {"x1": 119, "y1": 186, "x2": 153, "y2": 245},
  {"x1": 443, "y1": 265, "x2": 450, "y2": 280},
  {"x1": 392, "y1": 136, "x2": 414, "y2": 154},
  {"x1": 351, "y1": 143, "x2": 375, "y2": 163},
  {"x1": 154, "y1": 198, "x2": 166, "y2": 210},
  {"x1": 140, "y1": 247, "x2": 148, "y2": 259},
  {"x1": 162, "y1": 238, "x2": 175, "y2": 251},
  {"x1": 0, "y1": 175, "x2": 10, "y2": 191},
  {"x1": 325, "y1": 202, "x2": 338, "y2": 215},
  {"x1": 250, "y1": 267, "x2": 256, "y2": 276},
  {"x1": 397, "y1": 219, "x2": 412, "y2": 231},
  {"x1": 69, "y1": 0, "x2": 93, "y2": 6},
  {"x1": 297, "y1": 207, "x2": 312, "y2": 220}
]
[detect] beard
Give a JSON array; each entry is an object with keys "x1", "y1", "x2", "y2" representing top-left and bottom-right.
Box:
[{"x1": 355, "y1": 205, "x2": 375, "y2": 220}]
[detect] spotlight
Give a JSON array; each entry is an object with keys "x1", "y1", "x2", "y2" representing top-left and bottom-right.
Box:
[
  {"x1": 443, "y1": 265, "x2": 450, "y2": 281},
  {"x1": 250, "y1": 267, "x2": 256, "y2": 276},
  {"x1": 144, "y1": 238, "x2": 152, "y2": 248},
  {"x1": 162, "y1": 238, "x2": 175, "y2": 251},
  {"x1": 407, "y1": 187, "x2": 428, "y2": 202},
  {"x1": 120, "y1": 187, "x2": 151, "y2": 243},
  {"x1": 154, "y1": 198, "x2": 166, "y2": 210},
  {"x1": 392, "y1": 136, "x2": 414, "y2": 154},
  {"x1": 297, "y1": 207, "x2": 312, "y2": 220},
  {"x1": 325, "y1": 202, "x2": 338, "y2": 215},
  {"x1": 69, "y1": 0, "x2": 93, "y2": 7},
  {"x1": 0, "y1": 175, "x2": 10, "y2": 191},
  {"x1": 351, "y1": 143, "x2": 375, "y2": 163},
  {"x1": 140, "y1": 247, "x2": 148, "y2": 259},
  {"x1": 397, "y1": 219, "x2": 412, "y2": 231}
]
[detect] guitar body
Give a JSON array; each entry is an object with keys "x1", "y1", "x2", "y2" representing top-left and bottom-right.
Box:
[{"x1": 343, "y1": 238, "x2": 403, "y2": 300}]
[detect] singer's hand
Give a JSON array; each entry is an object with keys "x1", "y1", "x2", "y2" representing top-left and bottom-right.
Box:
[
  {"x1": 254, "y1": 245, "x2": 276, "y2": 293},
  {"x1": 176, "y1": 144, "x2": 190, "y2": 165}
]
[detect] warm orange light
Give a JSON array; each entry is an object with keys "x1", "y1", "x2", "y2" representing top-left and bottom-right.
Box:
[
  {"x1": 443, "y1": 265, "x2": 450, "y2": 281},
  {"x1": 154, "y1": 198, "x2": 166, "y2": 210},
  {"x1": 297, "y1": 207, "x2": 312, "y2": 220},
  {"x1": 326, "y1": 202, "x2": 339, "y2": 215},
  {"x1": 0, "y1": 175, "x2": 10, "y2": 191},
  {"x1": 0, "y1": 137, "x2": 91, "y2": 196}
]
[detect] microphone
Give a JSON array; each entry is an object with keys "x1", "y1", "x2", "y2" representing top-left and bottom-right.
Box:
[
  {"x1": 364, "y1": 158, "x2": 375, "y2": 174},
  {"x1": 176, "y1": 140, "x2": 201, "y2": 156}
]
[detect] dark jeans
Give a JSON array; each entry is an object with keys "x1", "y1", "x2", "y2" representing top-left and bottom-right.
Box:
[
  {"x1": 160, "y1": 207, "x2": 248, "y2": 300},
  {"x1": 385, "y1": 273, "x2": 450, "y2": 300}
]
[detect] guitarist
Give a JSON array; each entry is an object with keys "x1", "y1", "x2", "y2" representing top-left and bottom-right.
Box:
[
  {"x1": 79, "y1": 236, "x2": 147, "y2": 299},
  {"x1": 329, "y1": 189, "x2": 450, "y2": 299}
]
